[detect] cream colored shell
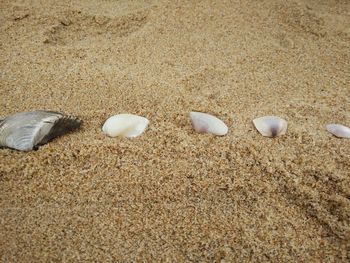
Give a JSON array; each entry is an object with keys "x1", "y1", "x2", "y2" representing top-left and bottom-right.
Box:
[{"x1": 102, "y1": 114, "x2": 149, "y2": 138}]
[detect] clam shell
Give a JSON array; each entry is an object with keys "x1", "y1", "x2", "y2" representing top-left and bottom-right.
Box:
[
  {"x1": 102, "y1": 114, "x2": 149, "y2": 138},
  {"x1": 190, "y1": 112, "x2": 228, "y2": 136},
  {"x1": 0, "y1": 111, "x2": 81, "y2": 151},
  {"x1": 325, "y1": 124, "x2": 350, "y2": 138},
  {"x1": 253, "y1": 116, "x2": 287, "y2": 137}
]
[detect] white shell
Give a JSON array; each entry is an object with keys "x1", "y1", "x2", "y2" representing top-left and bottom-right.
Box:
[
  {"x1": 102, "y1": 114, "x2": 149, "y2": 138},
  {"x1": 253, "y1": 116, "x2": 287, "y2": 137},
  {"x1": 190, "y1": 112, "x2": 228, "y2": 136},
  {"x1": 325, "y1": 124, "x2": 350, "y2": 138}
]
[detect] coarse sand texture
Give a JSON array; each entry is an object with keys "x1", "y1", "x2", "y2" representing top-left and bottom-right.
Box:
[{"x1": 1, "y1": 0, "x2": 349, "y2": 262}]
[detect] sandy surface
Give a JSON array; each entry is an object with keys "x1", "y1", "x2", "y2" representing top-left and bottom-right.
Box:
[{"x1": 1, "y1": 0, "x2": 350, "y2": 261}]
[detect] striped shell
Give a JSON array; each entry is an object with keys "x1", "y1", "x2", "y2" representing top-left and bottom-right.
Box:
[{"x1": 0, "y1": 111, "x2": 81, "y2": 151}]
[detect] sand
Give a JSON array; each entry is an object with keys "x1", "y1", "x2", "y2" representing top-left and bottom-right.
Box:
[{"x1": 0, "y1": 0, "x2": 349, "y2": 261}]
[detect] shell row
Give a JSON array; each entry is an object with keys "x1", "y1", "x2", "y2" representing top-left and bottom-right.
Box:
[{"x1": 0, "y1": 110, "x2": 349, "y2": 151}]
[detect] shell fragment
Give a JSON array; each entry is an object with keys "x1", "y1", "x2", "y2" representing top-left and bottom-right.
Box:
[
  {"x1": 102, "y1": 114, "x2": 149, "y2": 138},
  {"x1": 0, "y1": 110, "x2": 81, "y2": 151},
  {"x1": 253, "y1": 116, "x2": 287, "y2": 138},
  {"x1": 190, "y1": 112, "x2": 228, "y2": 136},
  {"x1": 325, "y1": 124, "x2": 350, "y2": 139}
]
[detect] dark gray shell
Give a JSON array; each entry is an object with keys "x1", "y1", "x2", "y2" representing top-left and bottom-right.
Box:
[{"x1": 0, "y1": 111, "x2": 81, "y2": 151}]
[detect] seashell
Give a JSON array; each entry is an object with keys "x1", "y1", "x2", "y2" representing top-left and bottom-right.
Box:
[
  {"x1": 0, "y1": 110, "x2": 81, "y2": 151},
  {"x1": 102, "y1": 114, "x2": 149, "y2": 138},
  {"x1": 253, "y1": 116, "x2": 287, "y2": 137},
  {"x1": 325, "y1": 124, "x2": 350, "y2": 138},
  {"x1": 189, "y1": 111, "x2": 228, "y2": 136}
]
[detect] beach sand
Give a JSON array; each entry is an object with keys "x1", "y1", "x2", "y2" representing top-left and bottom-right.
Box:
[{"x1": 1, "y1": 0, "x2": 349, "y2": 261}]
